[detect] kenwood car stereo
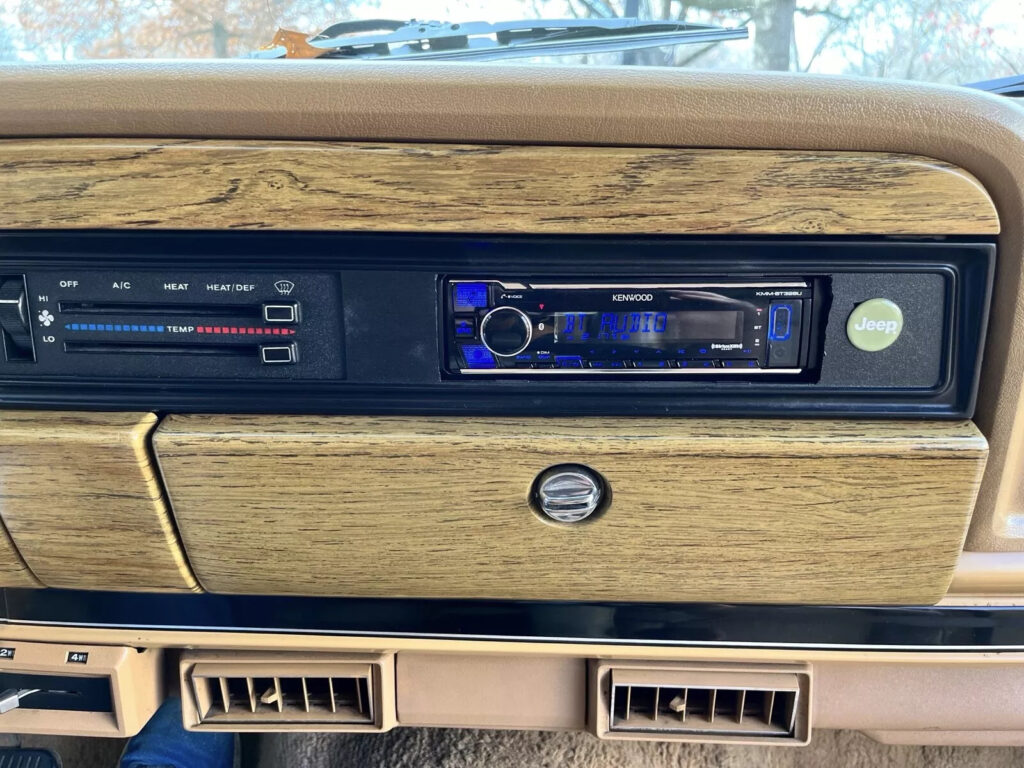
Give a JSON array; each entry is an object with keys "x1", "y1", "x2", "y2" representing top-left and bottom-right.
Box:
[{"x1": 445, "y1": 279, "x2": 813, "y2": 374}]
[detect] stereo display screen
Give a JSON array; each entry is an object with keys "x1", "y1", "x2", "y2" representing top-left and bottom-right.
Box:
[{"x1": 553, "y1": 310, "x2": 742, "y2": 345}]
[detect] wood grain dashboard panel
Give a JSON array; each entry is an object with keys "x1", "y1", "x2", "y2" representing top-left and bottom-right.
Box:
[
  {"x1": 0, "y1": 412, "x2": 198, "y2": 592},
  {"x1": 0, "y1": 140, "x2": 999, "y2": 235},
  {"x1": 0, "y1": 522, "x2": 40, "y2": 588},
  {"x1": 154, "y1": 416, "x2": 987, "y2": 605}
]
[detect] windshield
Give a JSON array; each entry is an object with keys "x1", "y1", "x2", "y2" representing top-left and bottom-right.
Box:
[{"x1": 4, "y1": 0, "x2": 1023, "y2": 85}]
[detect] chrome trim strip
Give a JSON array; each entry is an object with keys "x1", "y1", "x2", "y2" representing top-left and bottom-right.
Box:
[
  {"x1": 460, "y1": 368, "x2": 803, "y2": 375},
  {"x1": 450, "y1": 279, "x2": 528, "y2": 290},
  {"x1": 449, "y1": 280, "x2": 809, "y2": 291},
  {"x1": 526, "y1": 281, "x2": 808, "y2": 290},
  {"x1": 4, "y1": 618, "x2": 1023, "y2": 651}
]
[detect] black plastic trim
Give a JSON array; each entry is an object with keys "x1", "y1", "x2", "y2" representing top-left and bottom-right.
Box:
[
  {"x1": 0, "y1": 231, "x2": 994, "y2": 418},
  {"x1": 5, "y1": 589, "x2": 1024, "y2": 651}
]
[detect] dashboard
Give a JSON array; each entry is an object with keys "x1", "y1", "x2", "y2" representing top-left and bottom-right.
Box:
[{"x1": 0, "y1": 61, "x2": 1022, "y2": 747}]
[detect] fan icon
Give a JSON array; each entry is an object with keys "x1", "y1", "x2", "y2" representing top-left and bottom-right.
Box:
[{"x1": 37, "y1": 310, "x2": 54, "y2": 327}]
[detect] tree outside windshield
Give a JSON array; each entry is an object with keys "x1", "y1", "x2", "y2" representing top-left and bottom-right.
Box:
[{"x1": 3, "y1": 0, "x2": 1022, "y2": 85}]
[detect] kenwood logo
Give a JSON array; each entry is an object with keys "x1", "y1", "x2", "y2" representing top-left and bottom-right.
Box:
[{"x1": 611, "y1": 293, "x2": 654, "y2": 302}]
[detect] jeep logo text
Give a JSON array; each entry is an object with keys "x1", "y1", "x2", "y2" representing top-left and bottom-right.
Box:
[{"x1": 853, "y1": 317, "x2": 899, "y2": 334}]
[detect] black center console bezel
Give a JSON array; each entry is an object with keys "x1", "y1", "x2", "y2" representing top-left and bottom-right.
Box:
[{"x1": 0, "y1": 231, "x2": 994, "y2": 418}]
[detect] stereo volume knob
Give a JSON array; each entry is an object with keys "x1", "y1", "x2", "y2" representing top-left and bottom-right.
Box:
[{"x1": 480, "y1": 307, "x2": 532, "y2": 357}]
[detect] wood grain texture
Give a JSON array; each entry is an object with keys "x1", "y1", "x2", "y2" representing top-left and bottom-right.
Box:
[
  {"x1": 154, "y1": 416, "x2": 988, "y2": 605},
  {"x1": 0, "y1": 411, "x2": 198, "y2": 592},
  {"x1": 0, "y1": 519, "x2": 39, "y2": 588},
  {"x1": 0, "y1": 140, "x2": 999, "y2": 235}
]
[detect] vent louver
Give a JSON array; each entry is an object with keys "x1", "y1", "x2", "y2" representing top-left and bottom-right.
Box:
[
  {"x1": 180, "y1": 653, "x2": 394, "y2": 733},
  {"x1": 592, "y1": 662, "x2": 811, "y2": 744}
]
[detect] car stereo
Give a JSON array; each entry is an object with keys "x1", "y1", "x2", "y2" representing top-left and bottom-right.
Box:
[{"x1": 445, "y1": 279, "x2": 814, "y2": 374}]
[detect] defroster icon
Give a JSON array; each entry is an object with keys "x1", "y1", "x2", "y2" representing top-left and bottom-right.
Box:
[{"x1": 274, "y1": 280, "x2": 295, "y2": 296}]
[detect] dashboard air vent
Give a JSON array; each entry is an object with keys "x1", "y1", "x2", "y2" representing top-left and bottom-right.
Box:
[
  {"x1": 591, "y1": 661, "x2": 811, "y2": 744},
  {"x1": 180, "y1": 652, "x2": 394, "y2": 732}
]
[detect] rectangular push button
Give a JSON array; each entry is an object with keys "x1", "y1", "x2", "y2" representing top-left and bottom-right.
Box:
[
  {"x1": 454, "y1": 317, "x2": 476, "y2": 338},
  {"x1": 262, "y1": 303, "x2": 299, "y2": 324},
  {"x1": 767, "y1": 300, "x2": 803, "y2": 368},
  {"x1": 768, "y1": 304, "x2": 792, "y2": 341},
  {"x1": 260, "y1": 344, "x2": 297, "y2": 364},
  {"x1": 676, "y1": 359, "x2": 717, "y2": 368},
  {"x1": 459, "y1": 344, "x2": 496, "y2": 369},
  {"x1": 721, "y1": 359, "x2": 760, "y2": 369},
  {"x1": 453, "y1": 283, "x2": 489, "y2": 312}
]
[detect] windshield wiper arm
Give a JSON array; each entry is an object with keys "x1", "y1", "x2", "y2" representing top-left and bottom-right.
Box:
[
  {"x1": 250, "y1": 18, "x2": 748, "y2": 62},
  {"x1": 964, "y1": 74, "x2": 1024, "y2": 98}
]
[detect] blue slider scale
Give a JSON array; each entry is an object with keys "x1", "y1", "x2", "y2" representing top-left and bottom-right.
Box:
[{"x1": 66, "y1": 324, "x2": 166, "y2": 332}]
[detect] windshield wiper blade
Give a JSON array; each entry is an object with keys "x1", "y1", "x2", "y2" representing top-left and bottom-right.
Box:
[
  {"x1": 964, "y1": 74, "x2": 1024, "y2": 97},
  {"x1": 250, "y1": 18, "x2": 748, "y2": 62}
]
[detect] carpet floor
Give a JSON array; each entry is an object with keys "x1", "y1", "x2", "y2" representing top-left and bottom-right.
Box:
[
  {"x1": 15, "y1": 728, "x2": 1024, "y2": 767},
  {"x1": 250, "y1": 728, "x2": 1024, "y2": 768}
]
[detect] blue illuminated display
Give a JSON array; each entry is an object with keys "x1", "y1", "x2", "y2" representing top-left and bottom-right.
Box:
[
  {"x1": 453, "y1": 283, "x2": 489, "y2": 312},
  {"x1": 768, "y1": 304, "x2": 792, "y2": 342},
  {"x1": 558, "y1": 311, "x2": 667, "y2": 342},
  {"x1": 554, "y1": 310, "x2": 740, "y2": 345},
  {"x1": 460, "y1": 344, "x2": 496, "y2": 369}
]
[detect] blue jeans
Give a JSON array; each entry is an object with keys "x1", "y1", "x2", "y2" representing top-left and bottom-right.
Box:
[{"x1": 120, "y1": 698, "x2": 234, "y2": 768}]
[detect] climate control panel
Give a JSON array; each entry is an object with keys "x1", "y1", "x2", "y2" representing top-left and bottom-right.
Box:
[{"x1": 0, "y1": 270, "x2": 344, "y2": 380}]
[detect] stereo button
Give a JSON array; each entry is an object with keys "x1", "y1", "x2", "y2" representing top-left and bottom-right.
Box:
[
  {"x1": 452, "y1": 282, "x2": 490, "y2": 312},
  {"x1": 677, "y1": 359, "x2": 717, "y2": 368},
  {"x1": 459, "y1": 344, "x2": 496, "y2": 369},
  {"x1": 768, "y1": 300, "x2": 803, "y2": 368},
  {"x1": 453, "y1": 317, "x2": 476, "y2": 338},
  {"x1": 721, "y1": 359, "x2": 760, "y2": 369}
]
